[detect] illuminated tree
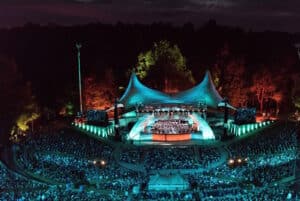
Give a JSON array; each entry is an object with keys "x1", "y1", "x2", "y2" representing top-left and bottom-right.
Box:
[
  {"x1": 134, "y1": 40, "x2": 195, "y2": 92},
  {"x1": 250, "y1": 69, "x2": 276, "y2": 113},
  {"x1": 84, "y1": 69, "x2": 116, "y2": 110},
  {"x1": 211, "y1": 43, "x2": 230, "y2": 92},
  {"x1": 136, "y1": 50, "x2": 154, "y2": 79},
  {"x1": 211, "y1": 44, "x2": 248, "y2": 107},
  {"x1": 292, "y1": 74, "x2": 300, "y2": 111},
  {"x1": 294, "y1": 96, "x2": 300, "y2": 110},
  {"x1": 59, "y1": 102, "x2": 75, "y2": 116},
  {"x1": 10, "y1": 83, "x2": 40, "y2": 142},
  {"x1": 0, "y1": 56, "x2": 39, "y2": 143},
  {"x1": 223, "y1": 59, "x2": 248, "y2": 107},
  {"x1": 272, "y1": 92, "x2": 283, "y2": 115}
]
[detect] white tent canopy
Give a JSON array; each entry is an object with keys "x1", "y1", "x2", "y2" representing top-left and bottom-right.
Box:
[
  {"x1": 174, "y1": 70, "x2": 223, "y2": 107},
  {"x1": 119, "y1": 70, "x2": 226, "y2": 109}
]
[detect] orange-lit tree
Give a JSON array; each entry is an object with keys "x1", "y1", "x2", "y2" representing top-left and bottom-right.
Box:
[
  {"x1": 212, "y1": 44, "x2": 248, "y2": 107},
  {"x1": 250, "y1": 68, "x2": 276, "y2": 113},
  {"x1": 272, "y1": 92, "x2": 283, "y2": 115},
  {"x1": 292, "y1": 73, "x2": 300, "y2": 111},
  {"x1": 84, "y1": 69, "x2": 116, "y2": 110},
  {"x1": 223, "y1": 59, "x2": 248, "y2": 107}
]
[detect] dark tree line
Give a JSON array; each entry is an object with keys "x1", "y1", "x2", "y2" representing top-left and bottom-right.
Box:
[{"x1": 0, "y1": 21, "x2": 300, "y2": 122}]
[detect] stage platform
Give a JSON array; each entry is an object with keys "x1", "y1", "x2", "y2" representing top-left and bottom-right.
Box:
[
  {"x1": 139, "y1": 132, "x2": 205, "y2": 142},
  {"x1": 127, "y1": 113, "x2": 215, "y2": 143}
]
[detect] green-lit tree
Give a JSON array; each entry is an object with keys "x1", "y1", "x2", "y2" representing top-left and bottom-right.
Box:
[
  {"x1": 134, "y1": 40, "x2": 195, "y2": 92},
  {"x1": 0, "y1": 56, "x2": 39, "y2": 143},
  {"x1": 294, "y1": 96, "x2": 300, "y2": 110},
  {"x1": 292, "y1": 74, "x2": 300, "y2": 111}
]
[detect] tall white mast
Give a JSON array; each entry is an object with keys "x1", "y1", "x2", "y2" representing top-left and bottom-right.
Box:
[{"x1": 76, "y1": 43, "x2": 83, "y2": 114}]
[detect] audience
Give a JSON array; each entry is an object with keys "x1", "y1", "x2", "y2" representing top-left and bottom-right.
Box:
[{"x1": 0, "y1": 121, "x2": 298, "y2": 200}]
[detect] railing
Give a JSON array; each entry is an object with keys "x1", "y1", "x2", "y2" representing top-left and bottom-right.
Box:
[
  {"x1": 227, "y1": 120, "x2": 274, "y2": 137},
  {"x1": 72, "y1": 122, "x2": 115, "y2": 138}
]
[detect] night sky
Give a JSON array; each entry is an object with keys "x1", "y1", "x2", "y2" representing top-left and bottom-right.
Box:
[{"x1": 1, "y1": 0, "x2": 300, "y2": 32}]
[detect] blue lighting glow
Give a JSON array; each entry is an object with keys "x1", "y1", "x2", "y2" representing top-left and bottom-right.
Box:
[
  {"x1": 127, "y1": 113, "x2": 215, "y2": 141},
  {"x1": 174, "y1": 71, "x2": 223, "y2": 108},
  {"x1": 227, "y1": 121, "x2": 274, "y2": 137},
  {"x1": 73, "y1": 122, "x2": 115, "y2": 138},
  {"x1": 119, "y1": 71, "x2": 224, "y2": 109}
]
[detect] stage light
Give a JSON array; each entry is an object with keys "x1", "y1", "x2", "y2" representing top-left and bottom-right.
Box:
[
  {"x1": 237, "y1": 158, "x2": 242, "y2": 163},
  {"x1": 228, "y1": 159, "x2": 234, "y2": 164},
  {"x1": 242, "y1": 126, "x2": 246, "y2": 134},
  {"x1": 238, "y1": 128, "x2": 241, "y2": 136},
  {"x1": 100, "y1": 160, "x2": 106, "y2": 166},
  {"x1": 93, "y1": 160, "x2": 97, "y2": 165},
  {"x1": 246, "y1": 125, "x2": 250, "y2": 132}
]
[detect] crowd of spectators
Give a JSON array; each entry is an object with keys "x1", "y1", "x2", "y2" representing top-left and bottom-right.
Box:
[
  {"x1": 120, "y1": 148, "x2": 143, "y2": 164},
  {"x1": 143, "y1": 147, "x2": 199, "y2": 170},
  {"x1": 185, "y1": 165, "x2": 296, "y2": 200},
  {"x1": 0, "y1": 121, "x2": 299, "y2": 200},
  {"x1": 120, "y1": 146, "x2": 221, "y2": 170},
  {"x1": 130, "y1": 184, "x2": 294, "y2": 201},
  {"x1": 197, "y1": 147, "x2": 221, "y2": 167},
  {"x1": 186, "y1": 121, "x2": 299, "y2": 200},
  {"x1": 12, "y1": 130, "x2": 147, "y2": 198},
  {"x1": 111, "y1": 145, "x2": 221, "y2": 171},
  {"x1": 21, "y1": 129, "x2": 113, "y2": 159},
  {"x1": 0, "y1": 162, "x2": 50, "y2": 200},
  {"x1": 151, "y1": 119, "x2": 193, "y2": 134},
  {"x1": 153, "y1": 111, "x2": 191, "y2": 118},
  {"x1": 246, "y1": 161, "x2": 294, "y2": 186},
  {"x1": 198, "y1": 185, "x2": 293, "y2": 201},
  {"x1": 0, "y1": 181, "x2": 121, "y2": 201},
  {"x1": 17, "y1": 151, "x2": 95, "y2": 183},
  {"x1": 227, "y1": 122, "x2": 297, "y2": 158},
  {"x1": 135, "y1": 191, "x2": 196, "y2": 201},
  {"x1": 226, "y1": 121, "x2": 297, "y2": 185}
]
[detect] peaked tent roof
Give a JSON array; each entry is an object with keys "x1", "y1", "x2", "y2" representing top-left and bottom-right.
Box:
[
  {"x1": 119, "y1": 70, "x2": 224, "y2": 109},
  {"x1": 119, "y1": 73, "x2": 176, "y2": 108},
  {"x1": 174, "y1": 70, "x2": 223, "y2": 108}
]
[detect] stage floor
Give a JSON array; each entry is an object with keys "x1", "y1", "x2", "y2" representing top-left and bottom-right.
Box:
[
  {"x1": 127, "y1": 113, "x2": 215, "y2": 143},
  {"x1": 132, "y1": 138, "x2": 217, "y2": 146}
]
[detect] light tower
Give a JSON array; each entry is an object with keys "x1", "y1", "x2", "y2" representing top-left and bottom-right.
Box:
[
  {"x1": 223, "y1": 97, "x2": 229, "y2": 138},
  {"x1": 76, "y1": 43, "x2": 83, "y2": 114},
  {"x1": 114, "y1": 98, "x2": 121, "y2": 141}
]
